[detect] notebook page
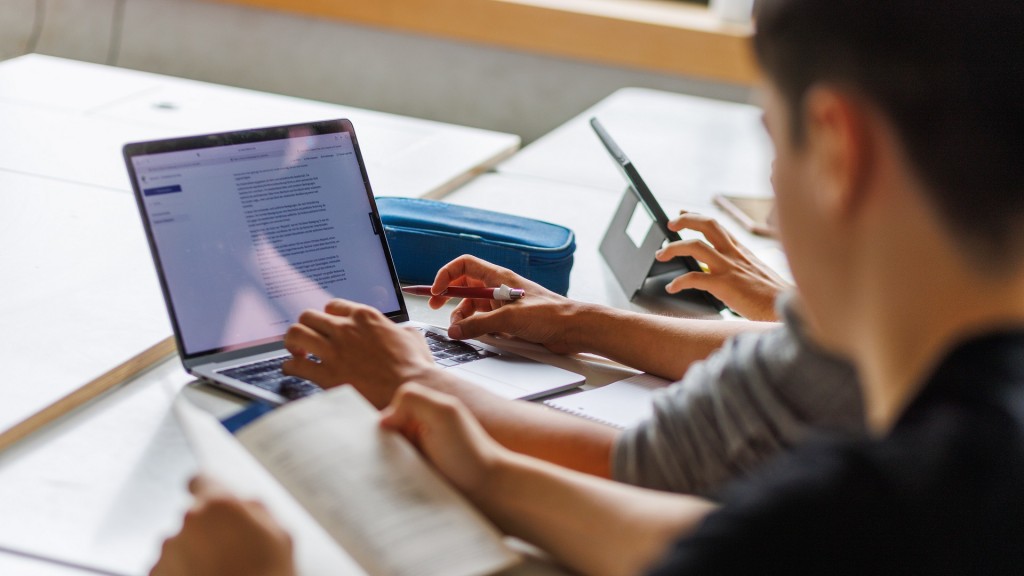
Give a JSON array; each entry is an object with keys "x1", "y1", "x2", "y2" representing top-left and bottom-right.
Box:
[
  {"x1": 236, "y1": 386, "x2": 518, "y2": 576},
  {"x1": 543, "y1": 373, "x2": 670, "y2": 429}
]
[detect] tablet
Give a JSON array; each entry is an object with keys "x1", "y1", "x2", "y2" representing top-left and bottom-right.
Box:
[{"x1": 590, "y1": 117, "x2": 726, "y2": 312}]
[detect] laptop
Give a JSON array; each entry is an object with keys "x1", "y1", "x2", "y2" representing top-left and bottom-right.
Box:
[{"x1": 123, "y1": 119, "x2": 584, "y2": 405}]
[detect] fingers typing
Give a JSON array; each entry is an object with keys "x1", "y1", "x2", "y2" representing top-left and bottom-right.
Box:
[
  {"x1": 656, "y1": 239, "x2": 727, "y2": 270},
  {"x1": 668, "y1": 211, "x2": 739, "y2": 253}
]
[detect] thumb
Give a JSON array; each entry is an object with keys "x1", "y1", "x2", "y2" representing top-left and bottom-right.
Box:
[
  {"x1": 379, "y1": 384, "x2": 421, "y2": 441},
  {"x1": 665, "y1": 271, "x2": 716, "y2": 295},
  {"x1": 188, "y1": 474, "x2": 235, "y2": 502},
  {"x1": 380, "y1": 383, "x2": 461, "y2": 447}
]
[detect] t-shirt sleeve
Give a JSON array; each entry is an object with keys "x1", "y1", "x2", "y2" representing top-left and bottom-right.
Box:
[{"x1": 613, "y1": 293, "x2": 863, "y2": 497}]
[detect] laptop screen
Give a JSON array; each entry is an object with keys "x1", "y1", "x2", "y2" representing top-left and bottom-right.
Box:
[{"x1": 126, "y1": 121, "x2": 404, "y2": 359}]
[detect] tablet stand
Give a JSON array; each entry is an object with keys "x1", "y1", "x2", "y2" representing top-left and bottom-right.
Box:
[{"x1": 599, "y1": 187, "x2": 715, "y2": 315}]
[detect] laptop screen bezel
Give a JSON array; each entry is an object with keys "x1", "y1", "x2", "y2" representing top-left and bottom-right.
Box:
[{"x1": 123, "y1": 119, "x2": 411, "y2": 368}]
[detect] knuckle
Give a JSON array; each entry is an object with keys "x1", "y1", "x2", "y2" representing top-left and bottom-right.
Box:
[
  {"x1": 393, "y1": 383, "x2": 409, "y2": 400},
  {"x1": 452, "y1": 254, "x2": 478, "y2": 269},
  {"x1": 434, "y1": 395, "x2": 462, "y2": 415},
  {"x1": 709, "y1": 221, "x2": 733, "y2": 242},
  {"x1": 329, "y1": 323, "x2": 348, "y2": 340},
  {"x1": 394, "y1": 382, "x2": 417, "y2": 401},
  {"x1": 350, "y1": 305, "x2": 377, "y2": 323},
  {"x1": 685, "y1": 213, "x2": 711, "y2": 226},
  {"x1": 670, "y1": 240, "x2": 701, "y2": 255},
  {"x1": 324, "y1": 299, "x2": 347, "y2": 314}
]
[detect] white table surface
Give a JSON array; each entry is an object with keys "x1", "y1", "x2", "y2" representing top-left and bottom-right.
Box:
[
  {"x1": 0, "y1": 172, "x2": 171, "y2": 434},
  {"x1": 0, "y1": 358, "x2": 196, "y2": 575},
  {"x1": 498, "y1": 87, "x2": 774, "y2": 208},
  {"x1": 0, "y1": 54, "x2": 520, "y2": 199}
]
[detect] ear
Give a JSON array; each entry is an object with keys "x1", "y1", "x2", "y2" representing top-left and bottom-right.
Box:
[{"x1": 802, "y1": 86, "x2": 874, "y2": 223}]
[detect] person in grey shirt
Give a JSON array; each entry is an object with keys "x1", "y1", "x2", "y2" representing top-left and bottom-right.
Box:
[
  {"x1": 614, "y1": 292, "x2": 862, "y2": 496},
  {"x1": 606, "y1": 209, "x2": 862, "y2": 495}
]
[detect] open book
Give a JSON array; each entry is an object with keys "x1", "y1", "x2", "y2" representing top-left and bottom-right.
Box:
[{"x1": 174, "y1": 386, "x2": 519, "y2": 576}]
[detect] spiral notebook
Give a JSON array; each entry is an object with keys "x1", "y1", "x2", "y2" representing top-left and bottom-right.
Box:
[{"x1": 543, "y1": 373, "x2": 671, "y2": 429}]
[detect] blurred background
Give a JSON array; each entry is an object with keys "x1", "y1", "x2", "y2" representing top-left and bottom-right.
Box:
[{"x1": 1, "y1": 0, "x2": 755, "y2": 142}]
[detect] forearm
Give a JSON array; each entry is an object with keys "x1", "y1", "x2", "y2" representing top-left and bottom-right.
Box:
[
  {"x1": 472, "y1": 451, "x2": 716, "y2": 576},
  {"x1": 572, "y1": 304, "x2": 778, "y2": 381},
  {"x1": 415, "y1": 369, "x2": 619, "y2": 478}
]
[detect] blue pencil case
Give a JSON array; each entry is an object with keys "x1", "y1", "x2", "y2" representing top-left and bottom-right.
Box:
[{"x1": 376, "y1": 197, "x2": 576, "y2": 295}]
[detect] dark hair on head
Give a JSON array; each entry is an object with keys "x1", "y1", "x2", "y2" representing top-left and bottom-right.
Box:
[{"x1": 753, "y1": 0, "x2": 1024, "y2": 267}]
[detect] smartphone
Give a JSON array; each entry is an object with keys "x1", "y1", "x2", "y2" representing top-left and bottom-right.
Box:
[{"x1": 713, "y1": 194, "x2": 776, "y2": 237}]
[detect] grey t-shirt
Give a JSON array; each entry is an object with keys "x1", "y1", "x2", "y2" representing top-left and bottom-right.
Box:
[{"x1": 612, "y1": 293, "x2": 864, "y2": 497}]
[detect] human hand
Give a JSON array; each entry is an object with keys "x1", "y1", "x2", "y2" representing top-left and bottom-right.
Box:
[
  {"x1": 428, "y1": 255, "x2": 587, "y2": 354},
  {"x1": 149, "y1": 476, "x2": 295, "y2": 576},
  {"x1": 282, "y1": 300, "x2": 439, "y2": 408},
  {"x1": 380, "y1": 382, "x2": 508, "y2": 500},
  {"x1": 655, "y1": 211, "x2": 791, "y2": 321}
]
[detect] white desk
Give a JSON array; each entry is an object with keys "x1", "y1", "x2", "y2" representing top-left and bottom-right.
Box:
[
  {"x1": 0, "y1": 55, "x2": 520, "y2": 575},
  {"x1": 499, "y1": 87, "x2": 773, "y2": 203},
  {"x1": 0, "y1": 55, "x2": 520, "y2": 199},
  {"x1": 0, "y1": 360, "x2": 195, "y2": 576},
  {"x1": 0, "y1": 172, "x2": 172, "y2": 434}
]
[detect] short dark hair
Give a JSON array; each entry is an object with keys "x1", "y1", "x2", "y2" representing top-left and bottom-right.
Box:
[{"x1": 754, "y1": 0, "x2": 1024, "y2": 267}]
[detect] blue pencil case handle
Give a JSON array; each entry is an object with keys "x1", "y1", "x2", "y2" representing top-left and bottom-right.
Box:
[{"x1": 376, "y1": 197, "x2": 576, "y2": 295}]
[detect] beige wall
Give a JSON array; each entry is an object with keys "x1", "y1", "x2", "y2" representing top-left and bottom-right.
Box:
[{"x1": 1, "y1": 0, "x2": 753, "y2": 142}]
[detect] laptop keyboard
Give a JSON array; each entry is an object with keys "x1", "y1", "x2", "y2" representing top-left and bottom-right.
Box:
[
  {"x1": 420, "y1": 329, "x2": 498, "y2": 366},
  {"x1": 217, "y1": 331, "x2": 494, "y2": 401},
  {"x1": 219, "y1": 356, "x2": 321, "y2": 400}
]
